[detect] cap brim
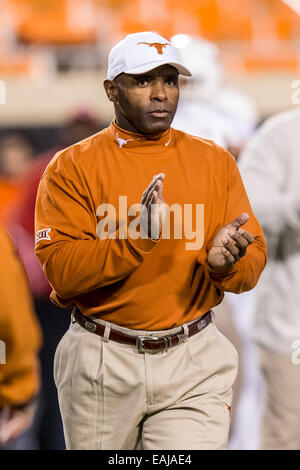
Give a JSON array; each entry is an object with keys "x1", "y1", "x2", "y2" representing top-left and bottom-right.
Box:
[{"x1": 124, "y1": 60, "x2": 192, "y2": 77}]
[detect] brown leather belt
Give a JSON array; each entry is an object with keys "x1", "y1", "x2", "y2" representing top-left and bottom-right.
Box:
[{"x1": 73, "y1": 308, "x2": 213, "y2": 353}]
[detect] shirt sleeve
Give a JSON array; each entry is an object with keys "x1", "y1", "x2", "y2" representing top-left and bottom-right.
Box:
[
  {"x1": 0, "y1": 227, "x2": 41, "y2": 408},
  {"x1": 203, "y1": 149, "x2": 267, "y2": 294},
  {"x1": 34, "y1": 156, "x2": 159, "y2": 300}
]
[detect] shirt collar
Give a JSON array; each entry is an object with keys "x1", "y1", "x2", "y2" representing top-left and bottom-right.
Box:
[{"x1": 108, "y1": 120, "x2": 174, "y2": 154}]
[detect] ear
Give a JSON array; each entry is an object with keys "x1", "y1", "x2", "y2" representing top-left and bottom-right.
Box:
[{"x1": 103, "y1": 79, "x2": 118, "y2": 103}]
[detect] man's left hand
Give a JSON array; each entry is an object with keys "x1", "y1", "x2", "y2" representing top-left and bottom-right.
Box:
[
  {"x1": 0, "y1": 400, "x2": 36, "y2": 445},
  {"x1": 207, "y1": 213, "x2": 255, "y2": 271}
]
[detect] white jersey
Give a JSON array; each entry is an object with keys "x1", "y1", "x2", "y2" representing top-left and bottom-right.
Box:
[
  {"x1": 239, "y1": 107, "x2": 300, "y2": 353},
  {"x1": 173, "y1": 87, "x2": 258, "y2": 148}
]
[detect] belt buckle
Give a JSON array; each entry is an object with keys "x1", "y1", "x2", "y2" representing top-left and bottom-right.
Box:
[{"x1": 136, "y1": 335, "x2": 159, "y2": 353}]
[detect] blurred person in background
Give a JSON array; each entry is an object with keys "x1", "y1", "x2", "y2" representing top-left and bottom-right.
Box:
[
  {"x1": 239, "y1": 106, "x2": 300, "y2": 450},
  {"x1": 5, "y1": 111, "x2": 104, "y2": 450},
  {"x1": 9, "y1": 111, "x2": 105, "y2": 300},
  {"x1": 0, "y1": 134, "x2": 34, "y2": 224},
  {"x1": 171, "y1": 34, "x2": 258, "y2": 159},
  {"x1": 0, "y1": 224, "x2": 41, "y2": 449},
  {"x1": 171, "y1": 33, "x2": 262, "y2": 449}
]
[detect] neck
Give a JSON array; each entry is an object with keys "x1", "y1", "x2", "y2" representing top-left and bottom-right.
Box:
[{"x1": 115, "y1": 111, "x2": 141, "y2": 134}]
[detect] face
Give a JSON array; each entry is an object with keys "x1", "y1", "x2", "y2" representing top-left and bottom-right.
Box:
[
  {"x1": 104, "y1": 65, "x2": 179, "y2": 135},
  {"x1": 0, "y1": 136, "x2": 33, "y2": 179}
]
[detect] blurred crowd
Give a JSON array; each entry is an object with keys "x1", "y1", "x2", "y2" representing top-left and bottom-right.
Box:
[
  {"x1": 0, "y1": 5, "x2": 300, "y2": 450},
  {"x1": 0, "y1": 112, "x2": 108, "y2": 449}
]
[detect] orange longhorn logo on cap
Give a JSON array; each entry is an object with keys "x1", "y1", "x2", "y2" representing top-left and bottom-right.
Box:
[{"x1": 137, "y1": 42, "x2": 170, "y2": 55}]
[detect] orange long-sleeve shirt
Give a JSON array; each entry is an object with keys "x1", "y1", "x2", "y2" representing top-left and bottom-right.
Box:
[
  {"x1": 0, "y1": 225, "x2": 42, "y2": 408},
  {"x1": 35, "y1": 121, "x2": 266, "y2": 330}
]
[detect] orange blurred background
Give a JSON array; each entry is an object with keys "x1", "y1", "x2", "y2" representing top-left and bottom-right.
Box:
[{"x1": 0, "y1": 0, "x2": 299, "y2": 124}]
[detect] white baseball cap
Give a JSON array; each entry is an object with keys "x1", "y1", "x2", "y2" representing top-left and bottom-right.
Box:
[{"x1": 107, "y1": 32, "x2": 192, "y2": 80}]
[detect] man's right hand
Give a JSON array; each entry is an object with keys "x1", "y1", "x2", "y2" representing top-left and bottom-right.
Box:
[{"x1": 140, "y1": 173, "x2": 166, "y2": 239}]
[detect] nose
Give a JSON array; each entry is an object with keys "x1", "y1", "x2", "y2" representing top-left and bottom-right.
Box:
[{"x1": 150, "y1": 79, "x2": 167, "y2": 102}]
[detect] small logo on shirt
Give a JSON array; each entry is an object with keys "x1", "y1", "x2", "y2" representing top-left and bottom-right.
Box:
[
  {"x1": 165, "y1": 136, "x2": 171, "y2": 147},
  {"x1": 116, "y1": 133, "x2": 134, "y2": 148},
  {"x1": 137, "y1": 42, "x2": 170, "y2": 55},
  {"x1": 36, "y1": 228, "x2": 51, "y2": 244}
]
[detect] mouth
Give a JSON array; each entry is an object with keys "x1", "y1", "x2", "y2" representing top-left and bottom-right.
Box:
[{"x1": 148, "y1": 110, "x2": 170, "y2": 119}]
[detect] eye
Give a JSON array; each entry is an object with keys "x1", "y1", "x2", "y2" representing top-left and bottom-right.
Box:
[
  {"x1": 166, "y1": 77, "x2": 178, "y2": 86},
  {"x1": 136, "y1": 78, "x2": 149, "y2": 87}
]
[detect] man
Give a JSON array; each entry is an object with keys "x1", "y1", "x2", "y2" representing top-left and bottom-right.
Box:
[
  {"x1": 35, "y1": 31, "x2": 266, "y2": 450},
  {"x1": 0, "y1": 224, "x2": 41, "y2": 446},
  {"x1": 239, "y1": 106, "x2": 300, "y2": 450}
]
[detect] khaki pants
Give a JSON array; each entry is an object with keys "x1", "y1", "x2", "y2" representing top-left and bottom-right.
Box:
[
  {"x1": 259, "y1": 345, "x2": 300, "y2": 450},
  {"x1": 54, "y1": 315, "x2": 238, "y2": 450},
  {"x1": 213, "y1": 298, "x2": 243, "y2": 432}
]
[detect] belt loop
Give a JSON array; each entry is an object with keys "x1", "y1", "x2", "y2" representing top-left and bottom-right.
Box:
[
  {"x1": 177, "y1": 324, "x2": 189, "y2": 344},
  {"x1": 103, "y1": 322, "x2": 111, "y2": 342},
  {"x1": 71, "y1": 306, "x2": 77, "y2": 324}
]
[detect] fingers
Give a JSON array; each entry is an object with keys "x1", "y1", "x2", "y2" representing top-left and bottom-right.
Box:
[
  {"x1": 0, "y1": 404, "x2": 35, "y2": 445},
  {"x1": 223, "y1": 238, "x2": 240, "y2": 262},
  {"x1": 230, "y1": 229, "x2": 254, "y2": 253},
  {"x1": 0, "y1": 412, "x2": 27, "y2": 444},
  {"x1": 145, "y1": 182, "x2": 163, "y2": 208},
  {"x1": 221, "y1": 247, "x2": 235, "y2": 265},
  {"x1": 224, "y1": 228, "x2": 254, "y2": 260},
  {"x1": 227, "y1": 212, "x2": 249, "y2": 230},
  {"x1": 141, "y1": 173, "x2": 165, "y2": 207},
  {"x1": 141, "y1": 178, "x2": 156, "y2": 205},
  {"x1": 140, "y1": 173, "x2": 165, "y2": 239},
  {"x1": 209, "y1": 217, "x2": 255, "y2": 270},
  {"x1": 154, "y1": 178, "x2": 164, "y2": 202},
  {"x1": 144, "y1": 187, "x2": 155, "y2": 208},
  {"x1": 238, "y1": 228, "x2": 255, "y2": 244},
  {"x1": 141, "y1": 176, "x2": 157, "y2": 205}
]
